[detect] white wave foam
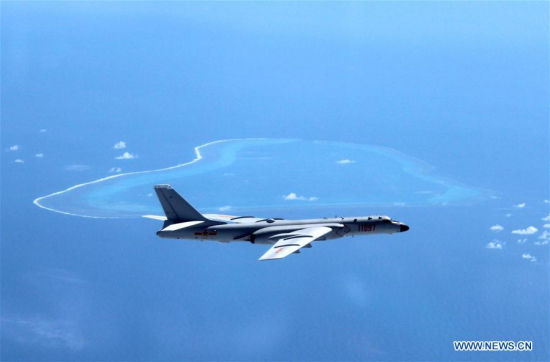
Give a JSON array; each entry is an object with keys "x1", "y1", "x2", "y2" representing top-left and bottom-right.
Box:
[{"x1": 33, "y1": 138, "x2": 266, "y2": 218}]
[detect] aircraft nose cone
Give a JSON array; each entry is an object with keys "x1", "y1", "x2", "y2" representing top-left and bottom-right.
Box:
[{"x1": 400, "y1": 224, "x2": 410, "y2": 232}]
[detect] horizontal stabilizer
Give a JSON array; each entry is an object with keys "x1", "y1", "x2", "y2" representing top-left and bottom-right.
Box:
[
  {"x1": 142, "y1": 215, "x2": 168, "y2": 221},
  {"x1": 162, "y1": 220, "x2": 204, "y2": 232}
]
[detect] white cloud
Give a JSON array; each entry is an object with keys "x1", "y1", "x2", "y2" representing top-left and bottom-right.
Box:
[
  {"x1": 542, "y1": 214, "x2": 550, "y2": 221},
  {"x1": 517, "y1": 239, "x2": 527, "y2": 244},
  {"x1": 489, "y1": 224, "x2": 503, "y2": 232},
  {"x1": 283, "y1": 193, "x2": 318, "y2": 201},
  {"x1": 544, "y1": 199, "x2": 549, "y2": 204},
  {"x1": 39, "y1": 129, "x2": 47, "y2": 133},
  {"x1": 522, "y1": 253, "x2": 536, "y2": 262},
  {"x1": 515, "y1": 203, "x2": 526, "y2": 208},
  {"x1": 65, "y1": 165, "x2": 90, "y2": 171},
  {"x1": 539, "y1": 231, "x2": 550, "y2": 239},
  {"x1": 336, "y1": 159, "x2": 355, "y2": 164},
  {"x1": 147, "y1": 193, "x2": 153, "y2": 197},
  {"x1": 506, "y1": 213, "x2": 512, "y2": 218},
  {"x1": 108, "y1": 167, "x2": 122, "y2": 173},
  {"x1": 536, "y1": 231, "x2": 550, "y2": 245},
  {"x1": 113, "y1": 141, "x2": 126, "y2": 149},
  {"x1": 219, "y1": 206, "x2": 232, "y2": 212},
  {"x1": 115, "y1": 152, "x2": 136, "y2": 160},
  {"x1": 35, "y1": 153, "x2": 44, "y2": 158},
  {"x1": 9, "y1": 145, "x2": 19, "y2": 151},
  {"x1": 511, "y1": 226, "x2": 538, "y2": 235},
  {"x1": 14, "y1": 159, "x2": 24, "y2": 163},
  {"x1": 486, "y1": 241, "x2": 503, "y2": 250},
  {"x1": 284, "y1": 193, "x2": 302, "y2": 200},
  {"x1": 543, "y1": 224, "x2": 550, "y2": 229}
]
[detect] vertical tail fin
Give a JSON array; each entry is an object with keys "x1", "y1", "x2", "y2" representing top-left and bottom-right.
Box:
[{"x1": 154, "y1": 185, "x2": 208, "y2": 222}]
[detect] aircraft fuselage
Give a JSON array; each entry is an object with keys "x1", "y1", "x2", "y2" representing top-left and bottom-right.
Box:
[
  {"x1": 157, "y1": 215, "x2": 409, "y2": 245},
  {"x1": 152, "y1": 184, "x2": 409, "y2": 260}
]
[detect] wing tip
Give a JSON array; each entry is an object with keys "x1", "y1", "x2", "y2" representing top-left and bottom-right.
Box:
[
  {"x1": 258, "y1": 256, "x2": 278, "y2": 261},
  {"x1": 142, "y1": 214, "x2": 168, "y2": 220}
]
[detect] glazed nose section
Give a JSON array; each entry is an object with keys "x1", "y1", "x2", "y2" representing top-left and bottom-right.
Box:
[{"x1": 400, "y1": 224, "x2": 410, "y2": 232}]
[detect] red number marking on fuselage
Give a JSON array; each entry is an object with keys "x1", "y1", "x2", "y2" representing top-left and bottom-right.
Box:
[{"x1": 359, "y1": 224, "x2": 375, "y2": 232}]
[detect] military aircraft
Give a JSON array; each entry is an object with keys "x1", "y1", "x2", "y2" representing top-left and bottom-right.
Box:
[{"x1": 148, "y1": 184, "x2": 409, "y2": 261}]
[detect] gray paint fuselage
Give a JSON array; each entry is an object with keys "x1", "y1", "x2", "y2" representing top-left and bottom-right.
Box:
[{"x1": 157, "y1": 216, "x2": 407, "y2": 244}]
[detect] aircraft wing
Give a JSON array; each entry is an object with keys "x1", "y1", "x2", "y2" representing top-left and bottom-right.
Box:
[{"x1": 259, "y1": 226, "x2": 333, "y2": 261}]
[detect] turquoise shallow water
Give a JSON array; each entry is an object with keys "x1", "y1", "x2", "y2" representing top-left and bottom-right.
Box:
[{"x1": 35, "y1": 139, "x2": 490, "y2": 218}]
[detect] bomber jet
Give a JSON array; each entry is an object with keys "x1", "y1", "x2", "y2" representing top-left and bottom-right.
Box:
[{"x1": 148, "y1": 185, "x2": 409, "y2": 261}]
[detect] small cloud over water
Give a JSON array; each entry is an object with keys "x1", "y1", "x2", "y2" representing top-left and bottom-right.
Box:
[
  {"x1": 486, "y1": 240, "x2": 504, "y2": 250},
  {"x1": 535, "y1": 231, "x2": 549, "y2": 245},
  {"x1": 115, "y1": 152, "x2": 136, "y2": 160},
  {"x1": 511, "y1": 226, "x2": 538, "y2": 235},
  {"x1": 522, "y1": 253, "x2": 536, "y2": 262},
  {"x1": 336, "y1": 159, "x2": 355, "y2": 164},
  {"x1": 284, "y1": 193, "x2": 318, "y2": 201}
]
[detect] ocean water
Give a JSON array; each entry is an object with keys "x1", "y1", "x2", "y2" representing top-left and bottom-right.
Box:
[{"x1": 2, "y1": 2, "x2": 548, "y2": 361}]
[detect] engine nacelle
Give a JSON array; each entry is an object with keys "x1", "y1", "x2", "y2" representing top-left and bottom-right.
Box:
[{"x1": 250, "y1": 226, "x2": 303, "y2": 245}]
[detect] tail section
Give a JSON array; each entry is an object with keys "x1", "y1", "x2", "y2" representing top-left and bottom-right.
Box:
[{"x1": 154, "y1": 185, "x2": 209, "y2": 222}]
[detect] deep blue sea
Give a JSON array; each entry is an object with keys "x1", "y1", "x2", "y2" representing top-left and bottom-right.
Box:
[{"x1": 2, "y1": 2, "x2": 548, "y2": 361}]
